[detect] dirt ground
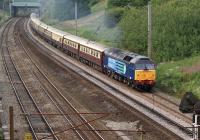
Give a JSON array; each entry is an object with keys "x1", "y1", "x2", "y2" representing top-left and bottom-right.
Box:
[{"x1": 182, "y1": 62, "x2": 200, "y2": 74}]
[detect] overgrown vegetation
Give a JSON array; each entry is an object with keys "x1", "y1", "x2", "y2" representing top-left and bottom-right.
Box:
[
  {"x1": 156, "y1": 56, "x2": 200, "y2": 98},
  {"x1": 118, "y1": 0, "x2": 200, "y2": 62}
]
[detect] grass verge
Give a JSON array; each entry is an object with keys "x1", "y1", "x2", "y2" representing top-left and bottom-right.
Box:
[{"x1": 156, "y1": 56, "x2": 200, "y2": 99}]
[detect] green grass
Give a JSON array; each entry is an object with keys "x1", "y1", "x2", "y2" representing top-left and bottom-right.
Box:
[{"x1": 156, "y1": 56, "x2": 200, "y2": 99}]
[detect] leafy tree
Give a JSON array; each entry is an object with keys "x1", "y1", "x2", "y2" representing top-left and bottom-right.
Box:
[{"x1": 119, "y1": 0, "x2": 200, "y2": 62}]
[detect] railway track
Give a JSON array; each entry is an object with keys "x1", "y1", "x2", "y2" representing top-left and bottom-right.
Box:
[
  {"x1": 25, "y1": 18, "x2": 193, "y2": 139},
  {"x1": 145, "y1": 89, "x2": 192, "y2": 123},
  {"x1": 14, "y1": 18, "x2": 105, "y2": 140},
  {"x1": 0, "y1": 18, "x2": 56, "y2": 140}
]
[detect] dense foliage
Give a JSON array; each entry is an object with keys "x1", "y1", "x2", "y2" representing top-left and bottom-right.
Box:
[
  {"x1": 105, "y1": 0, "x2": 149, "y2": 28},
  {"x1": 119, "y1": 0, "x2": 200, "y2": 62}
]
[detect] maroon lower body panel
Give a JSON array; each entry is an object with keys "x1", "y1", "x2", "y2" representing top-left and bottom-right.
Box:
[{"x1": 79, "y1": 51, "x2": 102, "y2": 66}]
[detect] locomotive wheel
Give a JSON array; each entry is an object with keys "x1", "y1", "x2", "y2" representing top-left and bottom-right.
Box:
[
  {"x1": 123, "y1": 79, "x2": 127, "y2": 84},
  {"x1": 127, "y1": 81, "x2": 131, "y2": 87},
  {"x1": 107, "y1": 70, "x2": 111, "y2": 77},
  {"x1": 118, "y1": 77, "x2": 122, "y2": 82}
]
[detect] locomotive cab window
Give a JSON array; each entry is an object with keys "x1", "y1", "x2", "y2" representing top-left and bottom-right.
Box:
[
  {"x1": 135, "y1": 63, "x2": 155, "y2": 70},
  {"x1": 123, "y1": 56, "x2": 133, "y2": 62}
]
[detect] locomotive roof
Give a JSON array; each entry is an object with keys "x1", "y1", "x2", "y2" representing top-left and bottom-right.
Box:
[{"x1": 104, "y1": 48, "x2": 151, "y2": 63}]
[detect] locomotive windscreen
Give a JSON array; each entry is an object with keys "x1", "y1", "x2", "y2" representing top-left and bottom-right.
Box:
[{"x1": 135, "y1": 59, "x2": 155, "y2": 70}]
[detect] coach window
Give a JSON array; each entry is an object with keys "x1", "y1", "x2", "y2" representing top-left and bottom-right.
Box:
[
  {"x1": 91, "y1": 50, "x2": 94, "y2": 56},
  {"x1": 95, "y1": 51, "x2": 98, "y2": 58},
  {"x1": 65, "y1": 40, "x2": 68, "y2": 45},
  {"x1": 97, "y1": 52, "x2": 100, "y2": 59}
]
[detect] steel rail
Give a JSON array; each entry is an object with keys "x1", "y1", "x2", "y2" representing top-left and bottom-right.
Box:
[
  {"x1": 19, "y1": 18, "x2": 105, "y2": 140},
  {"x1": 1, "y1": 18, "x2": 58, "y2": 140},
  {"x1": 143, "y1": 91, "x2": 192, "y2": 123},
  {"x1": 0, "y1": 18, "x2": 41, "y2": 140}
]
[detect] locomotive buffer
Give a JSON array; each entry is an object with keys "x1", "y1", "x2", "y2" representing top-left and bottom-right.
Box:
[{"x1": 179, "y1": 92, "x2": 200, "y2": 140}]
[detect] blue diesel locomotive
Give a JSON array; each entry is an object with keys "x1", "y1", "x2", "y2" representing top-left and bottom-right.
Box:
[{"x1": 103, "y1": 48, "x2": 156, "y2": 90}]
